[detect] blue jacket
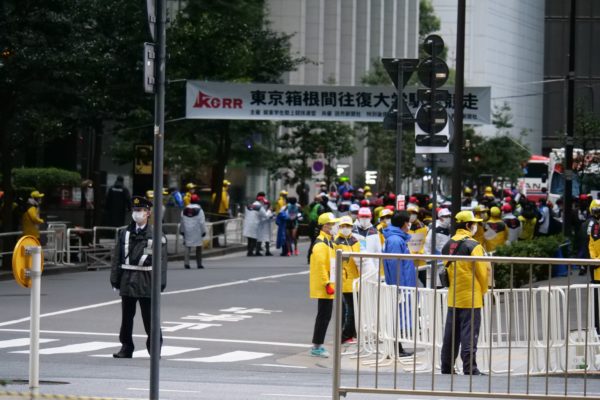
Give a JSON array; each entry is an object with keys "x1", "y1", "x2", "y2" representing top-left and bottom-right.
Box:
[
  {"x1": 383, "y1": 226, "x2": 417, "y2": 288},
  {"x1": 275, "y1": 209, "x2": 288, "y2": 249}
]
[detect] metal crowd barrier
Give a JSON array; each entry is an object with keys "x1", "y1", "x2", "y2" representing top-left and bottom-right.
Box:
[
  {"x1": 332, "y1": 251, "x2": 600, "y2": 400},
  {"x1": 0, "y1": 230, "x2": 59, "y2": 264},
  {"x1": 168, "y1": 217, "x2": 244, "y2": 255}
]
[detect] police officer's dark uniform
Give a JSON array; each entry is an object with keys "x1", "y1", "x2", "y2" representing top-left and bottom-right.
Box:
[{"x1": 110, "y1": 196, "x2": 167, "y2": 358}]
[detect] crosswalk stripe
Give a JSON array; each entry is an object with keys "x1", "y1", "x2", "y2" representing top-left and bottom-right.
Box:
[
  {"x1": 11, "y1": 341, "x2": 119, "y2": 355},
  {"x1": 172, "y1": 350, "x2": 271, "y2": 363},
  {"x1": 0, "y1": 338, "x2": 57, "y2": 349},
  {"x1": 92, "y1": 345, "x2": 198, "y2": 358}
]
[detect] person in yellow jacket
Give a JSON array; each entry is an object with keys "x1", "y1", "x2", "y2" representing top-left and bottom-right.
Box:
[
  {"x1": 333, "y1": 216, "x2": 361, "y2": 344},
  {"x1": 377, "y1": 208, "x2": 394, "y2": 245},
  {"x1": 472, "y1": 204, "x2": 488, "y2": 245},
  {"x1": 183, "y1": 183, "x2": 197, "y2": 207},
  {"x1": 309, "y1": 212, "x2": 340, "y2": 357},
  {"x1": 275, "y1": 190, "x2": 288, "y2": 213},
  {"x1": 440, "y1": 210, "x2": 490, "y2": 376},
  {"x1": 22, "y1": 191, "x2": 45, "y2": 238},
  {"x1": 588, "y1": 199, "x2": 600, "y2": 333},
  {"x1": 483, "y1": 206, "x2": 508, "y2": 253},
  {"x1": 211, "y1": 180, "x2": 231, "y2": 215}
]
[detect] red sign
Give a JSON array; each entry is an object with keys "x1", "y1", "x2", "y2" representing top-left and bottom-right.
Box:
[{"x1": 396, "y1": 194, "x2": 406, "y2": 210}]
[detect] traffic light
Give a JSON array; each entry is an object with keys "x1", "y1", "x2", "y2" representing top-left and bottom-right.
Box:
[
  {"x1": 381, "y1": 58, "x2": 419, "y2": 130},
  {"x1": 415, "y1": 35, "x2": 451, "y2": 154}
]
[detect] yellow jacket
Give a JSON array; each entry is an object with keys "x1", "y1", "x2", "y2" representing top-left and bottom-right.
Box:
[
  {"x1": 444, "y1": 229, "x2": 490, "y2": 308},
  {"x1": 408, "y1": 224, "x2": 428, "y2": 267},
  {"x1": 518, "y1": 216, "x2": 537, "y2": 240},
  {"x1": 589, "y1": 220, "x2": 600, "y2": 281},
  {"x1": 211, "y1": 189, "x2": 230, "y2": 214},
  {"x1": 275, "y1": 196, "x2": 287, "y2": 213},
  {"x1": 310, "y1": 231, "x2": 335, "y2": 299},
  {"x1": 377, "y1": 221, "x2": 388, "y2": 245},
  {"x1": 22, "y1": 205, "x2": 44, "y2": 238},
  {"x1": 473, "y1": 222, "x2": 485, "y2": 245},
  {"x1": 483, "y1": 217, "x2": 508, "y2": 253},
  {"x1": 183, "y1": 192, "x2": 193, "y2": 207},
  {"x1": 334, "y1": 234, "x2": 361, "y2": 293}
]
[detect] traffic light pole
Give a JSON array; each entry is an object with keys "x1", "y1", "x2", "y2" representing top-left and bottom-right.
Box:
[
  {"x1": 150, "y1": 0, "x2": 166, "y2": 398},
  {"x1": 429, "y1": 42, "x2": 438, "y2": 289},
  {"x1": 451, "y1": 0, "x2": 466, "y2": 223},
  {"x1": 395, "y1": 63, "x2": 404, "y2": 195},
  {"x1": 563, "y1": 0, "x2": 576, "y2": 237}
]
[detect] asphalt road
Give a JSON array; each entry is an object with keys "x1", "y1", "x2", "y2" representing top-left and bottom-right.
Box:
[{"x1": 1, "y1": 242, "x2": 598, "y2": 400}]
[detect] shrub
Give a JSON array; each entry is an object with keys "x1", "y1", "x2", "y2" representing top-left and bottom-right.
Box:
[
  {"x1": 493, "y1": 234, "x2": 567, "y2": 289},
  {"x1": 12, "y1": 168, "x2": 81, "y2": 192}
]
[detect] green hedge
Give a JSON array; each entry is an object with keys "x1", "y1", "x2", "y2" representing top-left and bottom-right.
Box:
[
  {"x1": 12, "y1": 168, "x2": 81, "y2": 192},
  {"x1": 493, "y1": 234, "x2": 567, "y2": 289}
]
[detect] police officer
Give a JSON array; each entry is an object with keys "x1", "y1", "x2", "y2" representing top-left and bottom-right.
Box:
[
  {"x1": 441, "y1": 211, "x2": 490, "y2": 375},
  {"x1": 110, "y1": 196, "x2": 167, "y2": 358}
]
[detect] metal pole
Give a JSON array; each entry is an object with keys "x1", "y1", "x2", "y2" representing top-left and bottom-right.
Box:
[
  {"x1": 430, "y1": 159, "x2": 438, "y2": 288},
  {"x1": 395, "y1": 62, "x2": 404, "y2": 195},
  {"x1": 563, "y1": 0, "x2": 576, "y2": 237},
  {"x1": 451, "y1": 0, "x2": 466, "y2": 223},
  {"x1": 150, "y1": 0, "x2": 166, "y2": 398},
  {"x1": 28, "y1": 246, "x2": 42, "y2": 395},
  {"x1": 332, "y1": 249, "x2": 344, "y2": 400}
]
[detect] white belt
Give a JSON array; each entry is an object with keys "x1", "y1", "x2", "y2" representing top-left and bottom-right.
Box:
[{"x1": 121, "y1": 264, "x2": 152, "y2": 271}]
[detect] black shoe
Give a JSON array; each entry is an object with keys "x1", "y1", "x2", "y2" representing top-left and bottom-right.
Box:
[
  {"x1": 265, "y1": 252, "x2": 273, "y2": 256},
  {"x1": 441, "y1": 369, "x2": 458, "y2": 375},
  {"x1": 255, "y1": 252, "x2": 263, "y2": 256},
  {"x1": 464, "y1": 370, "x2": 486, "y2": 376},
  {"x1": 184, "y1": 264, "x2": 190, "y2": 269},
  {"x1": 113, "y1": 350, "x2": 133, "y2": 358},
  {"x1": 247, "y1": 253, "x2": 254, "y2": 256},
  {"x1": 397, "y1": 344, "x2": 413, "y2": 357},
  {"x1": 197, "y1": 265, "x2": 204, "y2": 269}
]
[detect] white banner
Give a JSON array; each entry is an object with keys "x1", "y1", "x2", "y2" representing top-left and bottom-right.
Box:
[{"x1": 186, "y1": 81, "x2": 491, "y2": 125}]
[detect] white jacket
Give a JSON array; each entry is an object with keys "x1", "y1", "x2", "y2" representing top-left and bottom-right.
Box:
[
  {"x1": 257, "y1": 208, "x2": 274, "y2": 242},
  {"x1": 242, "y1": 201, "x2": 265, "y2": 239},
  {"x1": 180, "y1": 204, "x2": 207, "y2": 247},
  {"x1": 352, "y1": 223, "x2": 382, "y2": 278}
]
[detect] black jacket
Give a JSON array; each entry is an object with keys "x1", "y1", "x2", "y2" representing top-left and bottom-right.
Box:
[{"x1": 110, "y1": 223, "x2": 168, "y2": 297}]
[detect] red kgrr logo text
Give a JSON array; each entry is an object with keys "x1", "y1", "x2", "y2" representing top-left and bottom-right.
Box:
[{"x1": 193, "y1": 91, "x2": 243, "y2": 109}]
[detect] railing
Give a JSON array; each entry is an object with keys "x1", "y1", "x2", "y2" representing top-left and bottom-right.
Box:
[
  {"x1": 0, "y1": 230, "x2": 59, "y2": 264},
  {"x1": 332, "y1": 251, "x2": 600, "y2": 400}
]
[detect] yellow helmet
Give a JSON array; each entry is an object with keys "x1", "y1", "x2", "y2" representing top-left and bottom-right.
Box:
[
  {"x1": 474, "y1": 204, "x2": 489, "y2": 213},
  {"x1": 490, "y1": 206, "x2": 501, "y2": 217},
  {"x1": 364, "y1": 185, "x2": 371, "y2": 192},
  {"x1": 590, "y1": 199, "x2": 600, "y2": 213}
]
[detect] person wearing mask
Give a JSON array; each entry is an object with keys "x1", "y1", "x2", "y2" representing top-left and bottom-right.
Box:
[
  {"x1": 110, "y1": 196, "x2": 167, "y2": 358},
  {"x1": 349, "y1": 203, "x2": 360, "y2": 222},
  {"x1": 407, "y1": 205, "x2": 428, "y2": 285},
  {"x1": 462, "y1": 187, "x2": 476, "y2": 208},
  {"x1": 377, "y1": 208, "x2": 394, "y2": 246},
  {"x1": 243, "y1": 200, "x2": 261, "y2": 256},
  {"x1": 180, "y1": 194, "x2": 207, "y2": 269},
  {"x1": 483, "y1": 206, "x2": 508, "y2": 253},
  {"x1": 382, "y1": 211, "x2": 415, "y2": 358},
  {"x1": 105, "y1": 176, "x2": 131, "y2": 227},
  {"x1": 502, "y1": 204, "x2": 521, "y2": 244},
  {"x1": 334, "y1": 216, "x2": 361, "y2": 344},
  {"x1": 352, "y1": 207, "x2": 382, "y2": 278},
  {"x1": 307, "y1": 194, "x2": 331, "y2": 263},
  {"x1": 441, "y1": 211, "x2": 489, "y2": 375},
  {"x1": 22, "y1": 190, "x2": 45, "y2": 239},
  {"x1": 275, "y1": 190, "x2": 288, "y2": 213},
  {"x1": 309, "y1": 212, "x2": 340, "y2": 358},
  {"x1": 424, "y1": 208, "x2": 452, "y2": 255},
  {"x1": 588, "y1": 200, "x2": 600, "y2": 333},
  {"x1": 472, "y1": 205, "x2": 489, "y2": 245}
]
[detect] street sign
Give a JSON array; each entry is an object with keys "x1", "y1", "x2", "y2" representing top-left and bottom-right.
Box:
[
  {"x1": 396, "y1": 194, "x2": 406, "y2": 210},
  {"x1": 12, "y1": 236, "x2": 43, "y2": 288},
  {"x1": 415, "y1": 153, "x2": 454, "y2": 168},
  {"x1": 143, "y1": 42, "x2": 155, "y2": 94}
]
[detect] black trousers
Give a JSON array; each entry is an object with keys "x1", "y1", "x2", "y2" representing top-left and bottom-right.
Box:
[
  {"x1": 119, "y1": 296, "x2": 163, "y2": 353},
  {"x1": 342, "y1": 293, "x2": 356, "y2": 341},
  {"x1": 441, "y1": 307, "x2": 481, "y2": 374},
  {"x1": 312, "y1": 299, "x2": 333, "y2": 345},
  {"x1": 246, "y1": 238, "x2": 257, "y2": 255}
]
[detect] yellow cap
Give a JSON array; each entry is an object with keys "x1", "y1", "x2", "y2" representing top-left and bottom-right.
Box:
[
  {"x1": 407, "y1": 205, "x2": 419, "y2": 213},
  {"x1": 146, "y1": 190, "x2": 154, "y2": 199},
  {"x1": 30, "y1": 190, "x2": 44, "y2": 199},
  {"x1": 364, "y1": 185, "x2": 371, "y2": 192},
  {"x1": 590, "y1": 199, "x2": 600, "y2": 212},
  {"x1": 223, "y1": 179, "x2": 231, "y2": 186},
  {"x1": 485, "y1": 186, "x2": 493, "y2": 193},
  {"x1": 338, "y1": 215, "x2": 354, "y2": 226},
  {"x1": 280, "y1": 190, "x2": 288, "y2": 195},
  {"x1": 464, "y1": 187, "x2": 472, "y2": 195},
  {"x1": 379, "y1": 209, "x2": 393, "y2": 218},
  {"x1": 455, "y1": 210, "x2": 482, "y2": 223},
  {"x1": 318, "y1": 212, "x2": 340, "y2": 225},
  {"x1": 490, "y1": 206, "x2": 501, "y2": 217},
  {"x1": 186, "y1": 183, "x2": 196, "y2": 190}
]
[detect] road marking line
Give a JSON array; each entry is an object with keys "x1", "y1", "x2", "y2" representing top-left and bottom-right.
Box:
[
  {"x1": 0, "y1": 271, "x2": 308, "y2": 327},
  {"x1": 261, "y1": 394, "x2": 329, "y2": 398},
  {"x1": 12, "y1": 341, "x2": 119, "y2": 354},
  {"x1": 0, "y1": 328, "x2": 311, "y2": 348},
  {"x1": 0, "y1": 338, "x2": 58, "y2": 349},
  {"x1": 92, "y1": 345, "x2": 198, "y2": 358},
  {"x1": 253, "y1": 363, "x2": 307, "y2": 369},
  {"x1": 128, "y1": 388, "x2": 204, "y2": 394},
  {"x1": 172, "y1": 350, "x2": 271, "y2": 363}
]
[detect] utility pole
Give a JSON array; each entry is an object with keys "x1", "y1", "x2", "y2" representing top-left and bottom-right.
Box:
[
  {"x1": 451, "y1": 0, "x2": 466, "y2": 223},
  {"x1": 563, "y1": 0, "x2": 576, "y2": 237},
  {"x1": 149, "y1": 0, "x2": 165, "y2": 398}
]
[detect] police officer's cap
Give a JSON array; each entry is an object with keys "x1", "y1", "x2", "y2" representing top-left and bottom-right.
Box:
[{"x1": 132, "y1": 196, "x2": 152, "y2": 209}]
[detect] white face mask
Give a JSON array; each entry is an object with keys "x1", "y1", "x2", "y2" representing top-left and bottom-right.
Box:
[
  {"x1": 339, "y1": 227, "x2": 353, "y2": 237},
  {"x1": 358, "y1": 218, "x2": 371, "y2": 229},
  {"x1": 381, "y1": 218, "x2": 390, "y2": 226},
  {"x1": 470, "y1": 224, "x2": 478, "y2": 236},
  {"x1": 438, "y1": 217, "x2": 450, "y2": 228},
  {"x1": 409, "y1": 214, "x2": 417, "y2": 223},
  {"x1": 330, "y1": 224, "x2": 339, "y2": 237},
  {"x1": 132, "y1": 211, "x2": 147, "y2": 224}
]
